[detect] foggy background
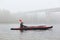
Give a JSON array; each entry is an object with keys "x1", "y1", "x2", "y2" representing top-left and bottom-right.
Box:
[
  {"x1": 0, "y1": 8, "x2": 60, "y2": 24},
  {"x1": 0, "y1": 0, "x2": 60, "y2": 24}
]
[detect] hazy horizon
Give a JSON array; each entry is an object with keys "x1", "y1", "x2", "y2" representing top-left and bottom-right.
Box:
[
  {"x1": 0, "y1": 0, "x2": 60, "y2": 24},
  {"x1": 0, "y1": 8, "x2": 60, "y2": 24}
]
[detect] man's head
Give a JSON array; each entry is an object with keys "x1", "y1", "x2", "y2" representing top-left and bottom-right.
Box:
[{"x1": 19, "y1": 18, "x2": 23, "y2": 23}]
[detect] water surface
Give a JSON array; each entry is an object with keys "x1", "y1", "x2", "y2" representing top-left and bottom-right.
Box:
[{"x1": 0, "y1": 24, "x2": 60, "y2": 40}]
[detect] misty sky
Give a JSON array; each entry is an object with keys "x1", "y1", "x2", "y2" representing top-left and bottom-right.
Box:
[{"x1": 0, "y1": 0, "x2": 60, "y2": 13}]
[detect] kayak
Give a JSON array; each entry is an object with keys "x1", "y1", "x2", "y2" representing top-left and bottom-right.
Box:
[{"x1": 11, "y1": 26, "x2": 53, "y2": 30}]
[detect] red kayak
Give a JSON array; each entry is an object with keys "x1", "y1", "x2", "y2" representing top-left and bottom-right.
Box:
[
  {"x1": 11, "y1": 25, "x2": 53, "y2": 30},
  {"x1": 11, "y1": 19, "x2": 53, "y2": 30}
]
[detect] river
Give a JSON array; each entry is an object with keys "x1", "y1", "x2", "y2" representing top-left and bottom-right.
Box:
[{"x1": 0, "y1": 24, "x2": 60, "y2": 40}]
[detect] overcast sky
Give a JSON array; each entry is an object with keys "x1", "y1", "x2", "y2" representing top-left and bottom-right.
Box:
[{"x1": 0, "y1": 0, "x2": 60, "y2": 13}]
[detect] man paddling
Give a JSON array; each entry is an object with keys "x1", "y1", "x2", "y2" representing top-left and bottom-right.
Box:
[
  {"x1": 19, "y1": 19, "x2": 24, "y2": 28},
  {"x1": 19, "y1": 18, "x2": 27, "y2": 28}
]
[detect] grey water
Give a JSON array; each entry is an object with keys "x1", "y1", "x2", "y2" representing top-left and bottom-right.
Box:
[{"x1": 0, "y1": 24, "x2": 60, "y2": 40}]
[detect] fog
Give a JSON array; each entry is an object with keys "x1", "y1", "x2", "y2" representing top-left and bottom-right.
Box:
[{"x1": 0, "y1": 8, "x2": 60, "y2": 24}]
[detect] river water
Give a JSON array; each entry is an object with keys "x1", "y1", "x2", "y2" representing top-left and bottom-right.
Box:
[{"x1": 0, "y1": 24, "x2": 60, "y2": 40}]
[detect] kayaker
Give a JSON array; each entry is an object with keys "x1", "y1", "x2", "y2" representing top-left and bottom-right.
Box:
[
  {"x1": 19, "y1": 18, "x2": 27, "y2": 28},
  {"x1": 19, "y1": 19, "x2": 24, "y2": 28}
]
